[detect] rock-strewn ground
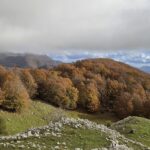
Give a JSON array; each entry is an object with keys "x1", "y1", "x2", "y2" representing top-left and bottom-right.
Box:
[{"x1": 0, "y1": 117, "x2": 149, "y2": 150}]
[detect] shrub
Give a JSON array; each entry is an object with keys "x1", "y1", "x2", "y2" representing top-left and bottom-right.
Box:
[{"x1": 106, "y1": 120, "x2": 112, "y2": 127}]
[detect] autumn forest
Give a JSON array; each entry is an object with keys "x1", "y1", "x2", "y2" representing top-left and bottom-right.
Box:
[{"x1": 0, "y1": 58, "x2": 150, "y2": 119}]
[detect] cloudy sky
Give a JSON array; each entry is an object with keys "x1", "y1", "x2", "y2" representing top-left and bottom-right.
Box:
[{"x1": 0, "y1": 0, "x2": 150, "y2": 64}]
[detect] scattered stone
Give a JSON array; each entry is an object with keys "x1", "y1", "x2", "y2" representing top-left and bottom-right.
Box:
[
  {"x1": 75, "y1": 148, "x2": 82, "y2": 150},
  {"x1": 18, "y1": 145, "x2": 25, "y2": 148},
  {"x1": 54, "y1": 145, "x2": 60, "y2": 149},
  {"x1": 32, "y1": 143, "x2": 36, "y2": 148},
  {"x1": 62, "y1": 142, "x2": 66, "y2": 145},
  {"x1": 27, "y1": 131, "x2": 32, "y2": 137},
  {"x1": 0, "y1": 117, "x2": 149, "y2": 150}
]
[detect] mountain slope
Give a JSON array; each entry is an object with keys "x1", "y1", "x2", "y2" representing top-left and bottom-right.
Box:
[
  {"x1": 0, "y1": 53, "x2": 61, "y2": 68},
  {"x1": 0, "y1": 58, "x2": 150, "y2": 119},
  {"x1": 54, "y1": 58, "x2": 150, "y2": 118}
]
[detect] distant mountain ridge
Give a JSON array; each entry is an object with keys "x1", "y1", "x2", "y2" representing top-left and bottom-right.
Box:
[
  {"x1": 0, "y1": 53, "x2": 61, "y2": 68},
  {"x1": 140, "y1": 66, "x2": 150, "y2": 73}
]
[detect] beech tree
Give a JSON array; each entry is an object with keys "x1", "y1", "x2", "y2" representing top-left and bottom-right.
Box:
[
  {"x1": 38, "y1": 75, "x2": 79, "y2": 109},
  {"x1": 0, "y1": 66, "x2": 7, "y2": 87},
  {"x1": 30, "y1": 69, "x2": 48, "y2": 84},
  {"x1": 114, "y1": 92, "x2": 133, "y2": 118},
  {"x1": 132, "y1": 93, "x2": 144, "y2": 116},
  {"x1": 77, "y1": 80, "x2": 100, "y2": 112},
  {"x1": 1, "y1": 72, "x2": 29, "y2": 112},
  {"x1": 20, "y1": 69, "x2": 37, "y2": 98},
  {"x1": 105, "y1": 79, "x2": 126, "y2": 109}
]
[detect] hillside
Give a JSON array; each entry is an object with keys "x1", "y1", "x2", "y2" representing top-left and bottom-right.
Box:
[
  {"x1": 0, "y1": 58, "x2": 150, "y2": 119},
  {"x1": 111, "y1": 116, "x2": 150, "y2": 147},
  {"x1": 0, "y1": 100, "x2": 118, "y2": 149},
  {"x1": 0, "y1": 101, "x2": 117, "y2": 135},
  {"x1": 0, "y1": 53, "x2": 61, "y2": 68},
  {"x1": 0, "y1": 103, "x2": 149, "y2": 150},
  {"x1": 55, "y1": 58, "x2": 150, "y2": 118}
]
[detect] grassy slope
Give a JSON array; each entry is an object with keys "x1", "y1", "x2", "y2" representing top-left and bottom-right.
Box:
[
  {"x1": 0, "y1": 101, "x2": 150, "y2": 149},
  {"x1": 0, "y1": 117, "x2": 147, "y2": 150},
  {"x1": 0, "y1": 100, "x2": 117, "y2": 135},
  {"x1": 111, "y1": 116, "x2": 150, "y2": 147},
  {"x1": 0, "y1": 126, "x2": 111, "y2": 150},
  {"x1": 0, "y1": 101, "x2": 55, "y2": 135}
]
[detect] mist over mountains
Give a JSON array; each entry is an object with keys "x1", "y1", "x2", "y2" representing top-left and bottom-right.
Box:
[
  {"x1": 0, "y1": 52, "x2": 61, "y2": 68},
  {"x1": 50, "y1": 51, "x2": 150, "y2": 73},
  {"x1": 140, "y1": 66, "x2": 150, "y2": 73},
  {"x1": 0, "y1": 52, "x2": 149, "y2": 73}
]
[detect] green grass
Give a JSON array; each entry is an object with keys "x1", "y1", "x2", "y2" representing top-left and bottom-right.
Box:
[
  {"x1": 69, "y1": 110, "x2": 118, "y2": 124},
  {"x1": 0, "y1": 100, "x2": 117, "y2": 135},
  {"x1": 0, "y1": 122, "x2": 148, "y2": 150},
  {"x1": 0, "y1": 100, "x2": 56, "y2": 135},
  {"x1": 62, "y1": 126, "x2": 110, "y2": 149},
  {"x1": 118, "y1": 138, "x2": 144, "y2": 150},
  {"x1": 111, "y1": 116, "x2": 150, "y2": 147},
  {"x1": 0, "y1": 126, "x2": 111, "y2": 150},
  {"x1": 0, "y1": 103, "x2": 150, "y2": 149}
]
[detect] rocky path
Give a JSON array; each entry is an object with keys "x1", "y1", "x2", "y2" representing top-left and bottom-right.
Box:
[{"x1": 0, "y1": 117, "x2": 149, "y2": 150}]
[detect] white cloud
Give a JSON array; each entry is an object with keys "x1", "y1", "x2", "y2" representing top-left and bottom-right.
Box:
[
  {"x1": 50, "y1": 50, "x2": 150, "y2": 68},
  {"x1": 0, "y1": 0, "x2": 150, "y2": 53}
]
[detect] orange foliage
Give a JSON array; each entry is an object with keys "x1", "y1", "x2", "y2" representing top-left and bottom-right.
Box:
[
  {"x1": 1, "y1": 71, "x2": 29, "y2": 112},
  {"x1": 38, "y1": 73, "x2": 79, "y2": 109},
  {"x1": 0, "y1": 58, "x2": 150, "y2": 119},
  {"x1": 77, "y1": 80, "x2": 100, "y2": 112},
  {"x1": 19, "y1": 69, "x2": 37, "y2": 98},
  {"x1": 114, "y1": 92, "x2": 133, "y2": 118}
]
